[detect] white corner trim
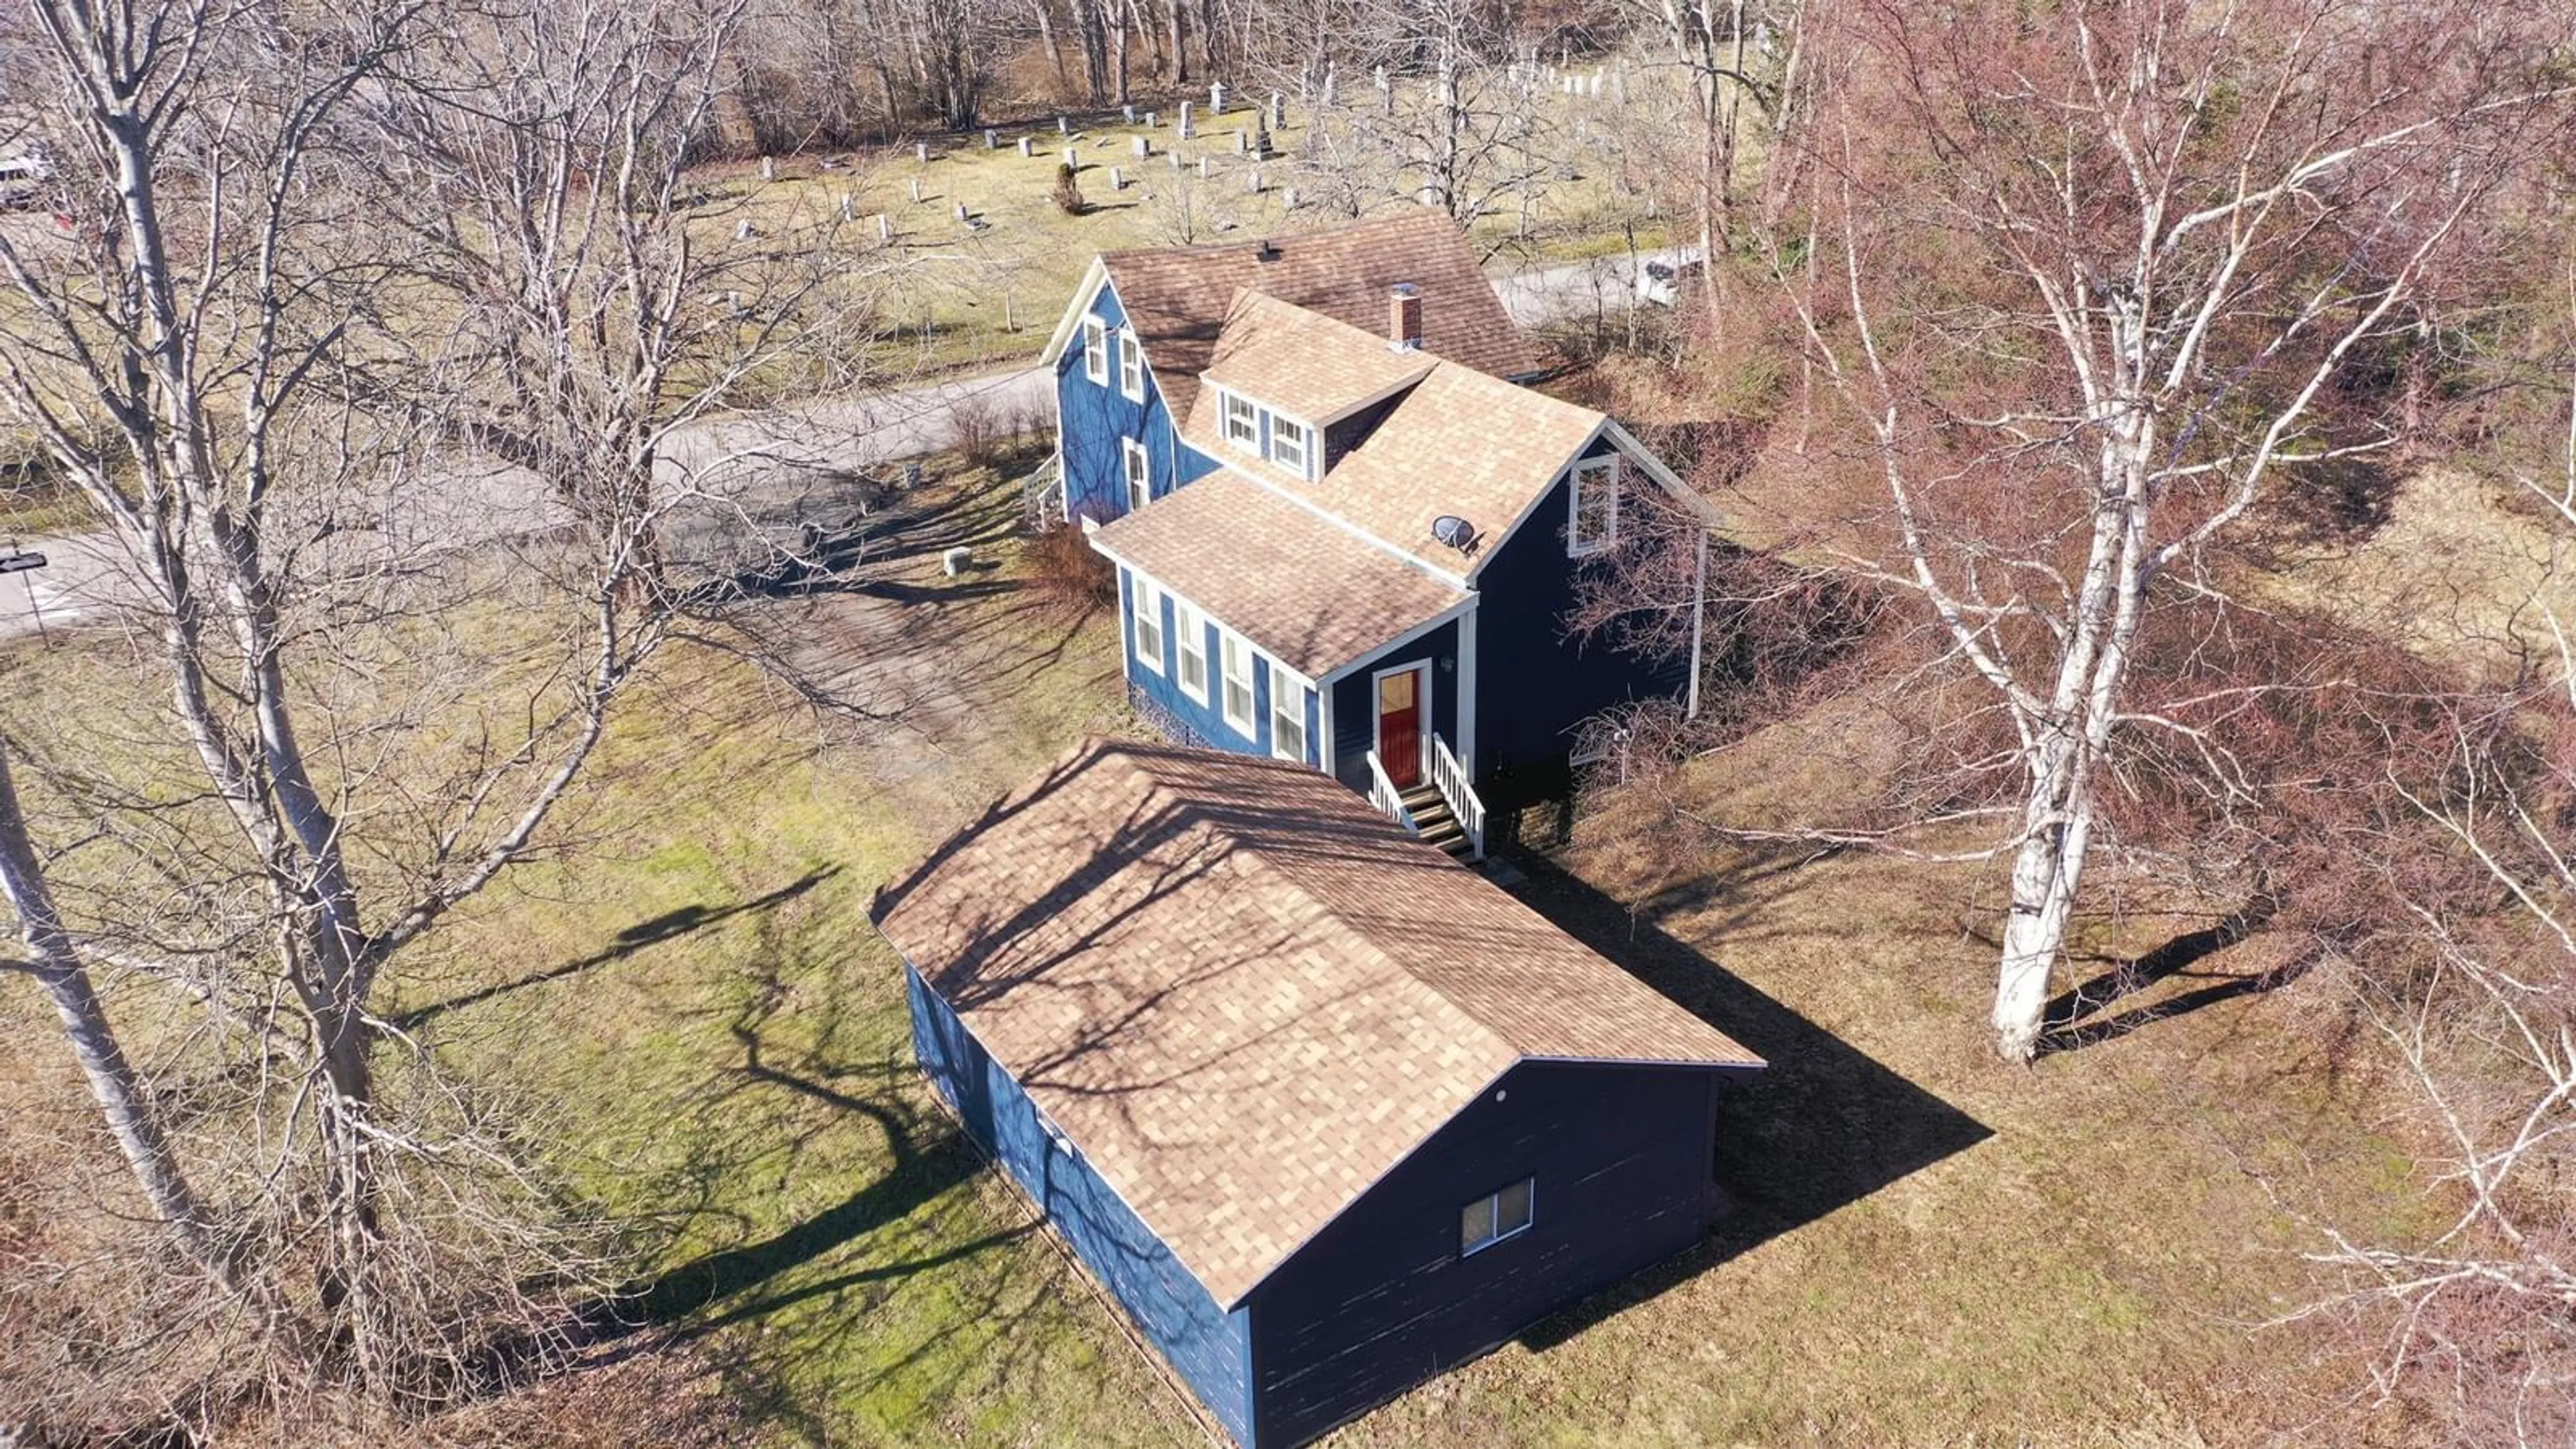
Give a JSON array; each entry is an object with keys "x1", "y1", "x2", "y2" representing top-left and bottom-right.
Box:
[{"x1": 1037, "y1": 257, "x2": 1111, "y2": 365}]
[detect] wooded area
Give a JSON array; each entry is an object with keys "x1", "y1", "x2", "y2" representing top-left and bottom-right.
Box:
[{"x1": 2, "y1": 0, "x2": 2573, "y2": 1442}]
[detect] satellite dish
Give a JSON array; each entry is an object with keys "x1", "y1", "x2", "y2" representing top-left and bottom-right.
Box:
[{"x1": 1431, "y1": 515, "x2": 1476, "y2": 553}]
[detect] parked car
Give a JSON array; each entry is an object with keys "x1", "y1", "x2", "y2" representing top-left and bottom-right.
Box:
[
  {"x1": 1635, "y1": 248, "x2": 1707, "y2": 307},
  {"x1": 0, "y1": 150, "x2": 52, "y2": 210}
]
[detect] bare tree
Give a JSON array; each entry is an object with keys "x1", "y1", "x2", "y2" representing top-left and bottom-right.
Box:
[
  {"x1": 0, "y1": 0, "x2": 877, "y2": 1419},
  {"x1": 1773, "y1": 0, "x2": 2569, "y2": 1060}
]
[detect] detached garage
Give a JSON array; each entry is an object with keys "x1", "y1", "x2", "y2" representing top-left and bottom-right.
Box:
[{"x1": 870, "y1": 740, "x2": 1765, "y2": 1448}]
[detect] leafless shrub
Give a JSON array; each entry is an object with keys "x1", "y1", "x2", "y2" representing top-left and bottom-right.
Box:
[{"x1": 1024, "y1": 520, "x2": 1114, "y2": 620}]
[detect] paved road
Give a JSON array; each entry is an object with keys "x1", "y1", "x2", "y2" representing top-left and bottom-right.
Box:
[{"x1": 0, "y1": 250, "x2": 1679, "y2": 641}]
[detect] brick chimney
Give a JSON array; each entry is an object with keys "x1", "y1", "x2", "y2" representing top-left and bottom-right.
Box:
[{"x1": 1388, "y1": 282, "x2": 1423, "y2": 351}]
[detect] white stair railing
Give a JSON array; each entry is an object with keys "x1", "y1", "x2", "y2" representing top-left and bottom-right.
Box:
[
  {"x1": 1364, "y1": 749, "x2": 1418, "y2": 834},
  {"x1": 1428, "y1": 733, "x2": 1487, "y2": 859}
]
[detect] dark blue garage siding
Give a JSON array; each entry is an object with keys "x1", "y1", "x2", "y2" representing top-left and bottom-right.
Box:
[
  {"x1": 906, "y1": 966, "x2": 1257, "y2": 1442},
  {"x1": 1055, "y1": 280, "x2": 1220, "y2": 523},
  {"x1": 1241, "y1": 1060, "x2": 1731, "y2": 1448}
]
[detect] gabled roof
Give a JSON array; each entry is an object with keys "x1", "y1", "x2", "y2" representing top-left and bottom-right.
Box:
[
  {"x1": 1089, "y1": 470, "x2": 1467, "y2": 680},
  {"x1": 873, "y1": 741, "x2": 1763, "y2": 1310},
  {"x1": 1173, "y1": 339, "x2": 1613, "y2": 572},
  {"x1": 1198, "y1": 290, "x2": 1436, "y2": 426},
  {"x1": 1045, "y1": 214, "x2": 1538, "y2": 422}
]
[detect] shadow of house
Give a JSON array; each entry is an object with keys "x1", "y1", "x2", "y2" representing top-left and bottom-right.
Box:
[{"x1": 1496, "y1": 851, "x2": 1994, "y2": 1349}]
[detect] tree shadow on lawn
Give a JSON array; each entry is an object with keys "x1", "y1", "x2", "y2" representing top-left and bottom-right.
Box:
[
  {"x1": 587, "y1": 1025, "x2": 1028, "y2": 1345},
  {"x1": 2033, "y1": 904, "x2": 2303, "y2": 1057},
  {"x1": 1500, "y1": 852, "x2": 1994, "y2": 1351},
  {"x1": 395, "y1": 867, "x2": 843, "y2": 1030}
]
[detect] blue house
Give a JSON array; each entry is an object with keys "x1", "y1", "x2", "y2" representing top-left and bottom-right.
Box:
[
  {"x1": 1034, "y1": 217, "x2": 1716, "y2": 853},
  {"x1": 873, "y1": 741, "x2": 1766, "y2": 1449}
]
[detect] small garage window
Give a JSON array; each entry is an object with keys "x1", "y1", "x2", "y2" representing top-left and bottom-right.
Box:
[{"x1": 1458, "y1": 1177, "x2": 1534, "y2": 1257}]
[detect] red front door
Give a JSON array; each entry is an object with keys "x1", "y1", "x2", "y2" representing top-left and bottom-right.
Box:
[{"x1": 1377, "y1": 667, "x2": 1424, "y2": 788}]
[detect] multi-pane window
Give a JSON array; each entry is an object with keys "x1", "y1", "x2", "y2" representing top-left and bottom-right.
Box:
[
  {"x1": 1220, "y1": 632, "x2": 1255, "y2": 735},
  {"x1": 1122, "y1": 438, "x2": 1150, "y2": 512},
  {"x1": 1223, "y1": 392, "x2": 1259, "y2": 449},
  {"x1": 1270, "y1": 678, "x2": 1308, "y2": 763},
  {"x1": 1569, "y1": 456, "x2": 1619, "y2": 556},
  {"x1": 1267, "y1": 416, "x2": 1309, "y2": 476},
  {"x1": 1458, "y1": 1177, "x2": 1535, "y2": 1257},
  {"x1": 1082, "y1": 315, "x2": 1109, "y2": 385},
  {"x1": 1129, "y1": 578, "x2": 1163, "y2": 673},
  {"x1": 1118, "y1": 328, "x2": 1144, "y2": 401},
  {"x1": 1173, "y1": 600, "x2": 1210, "y2": 703}
]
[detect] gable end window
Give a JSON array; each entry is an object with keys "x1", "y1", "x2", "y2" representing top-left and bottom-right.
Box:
[
  {"x1": 1459, "y1": 1177, "x2": 1534, "y2": 1257},
  {"x1": 1129, "y1": 578, "x2": 1165, "y2": 674},
  {"x1": 1219, "y1": 631, "x2": 1256, "y2": 736},
  {"x1": 1122, "y1": 438, "x2": 1150, "y2": 512},
  {"x1": 1267, "y1": 416, "x2": 1311, "y2": 478},
  {"x1": 1223, "y1": 392, "x2": 1259, "y2": 449},
  {"x1": 1568, "y1": 455, "x2": 1619, "y2": 557},
  {"x1": 1082, "y1": 315, "x2": 1110, "y2": 385},
  {"x1": 1173, "y1": 600, "x2": 1210, "y2": 703},
  {"x1": 1270, "y1": 674, "x2": 1309, "y2": 763},
  {"x1": 1118, "y1": 329, "x2": 1145, "y2": 402}
]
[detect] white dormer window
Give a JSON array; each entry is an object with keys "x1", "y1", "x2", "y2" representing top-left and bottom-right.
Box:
[
  {"x1": 1223, "y1": 392, "x2": 1259, "y2": 449},
  {"x1": 1083, "y1": 315, "x2": 1109, "y2": 385},
  {"x1": 1569, "y1": 455, "x2": 1619, "y2": 556},
  {"x1": 1118, "y1": 328, "x2": 1144, "y2": 402},
  {"x1": 1122, "y1": 437, "x2": 1150, "y2": 511},
  {"x1": 1267, "y1": 417, "x2": 1310, "y2": 477}
]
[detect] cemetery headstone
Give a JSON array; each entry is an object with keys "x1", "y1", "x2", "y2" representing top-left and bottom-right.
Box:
[
  {"x1": 1133, "y1": 133, "x2": 1150, "y2": 157},
  {"x1": 1016, "y1": 136, "x2": 1032, "y2": 156},
  {"x1": 1109, "y1": 164, "x2": 1124, "y2": 191},
  {"x1": 1123, "y1": 103, "x2": 1136, "y2": 123},
  {"x1": 759, "y1": 156, "x2": 776, "y2": 182},
  {"x1": 1177, "y1": 101, "x2": 1193, "y2": 139},
  {"x1": 1244, "y1": 168, "x2": 1261, "y2": 195},
  {"x1": 1210, "y1": 81, "x2": 1226, "y2": 114},
  {"x1": 983, "y1": 129, "x2": 997, "y2": 148},
  {"x1": 1057, "y1": 115, "x2": 1069, "y2": 134},
  {"x1": 876, "y1": 213, "x2": 891, "y2": 241},
  {"x1": 916, "y1": 141, "x2": 929, "y2": 163}
]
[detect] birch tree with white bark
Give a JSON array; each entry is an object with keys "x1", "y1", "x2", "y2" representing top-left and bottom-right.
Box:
[{"x1": 1778, "y1": 0, "x2": 2569, "y2": 1060}]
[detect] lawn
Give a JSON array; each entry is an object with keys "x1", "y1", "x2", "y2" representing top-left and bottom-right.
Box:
[
  {"x1": 0, "y1": 458, "x2": 2436, "y2": 1445},
  {"x1": 407, "y1": 464, "x2": 2432, "y2": 1444},
  {"x1": 701, "y1": 76, "x2": 1682, "y2": 376}
]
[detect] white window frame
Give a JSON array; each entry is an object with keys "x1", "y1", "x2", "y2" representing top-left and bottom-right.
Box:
[
  {"x1": 1222, "y1": 390, "x2": 1260, "y2": 451},
  {"x1": 1267, "y1": 414, "x2": 1311, "y2": 478},
  {"x1": 1122, "y1": 437, "x2": 1150, "y2": 512},
  {"x1": 1082, "y1": 315, "x2": 1110, "y2": 385},
  {"x1": 1459, "y1": 1177, "x2": 1535, "y2": 1258},
  {"x1": 1568, "y1": 455, "x2": 1619, "y2": 557},
  {"x1": 1129, "y1": 576, "x2": 1165, "y2": 674},
  {"x1": 1269, "y1": 667, "x2": 1311, "y2": 763},
  {"x1": 1219, "y1": 629, "x2": 1256, "y2": 736},
  {"x1": 1173, "y1": 599, "x2": 1210, "y2": 704},
  {"x1": 1118, "y1": 327, "x2": 1145, "y2": 402}
]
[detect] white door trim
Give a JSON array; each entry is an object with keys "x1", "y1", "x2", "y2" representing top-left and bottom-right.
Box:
[{"x1": 1368, "y1": 659, "x2": 1433, "y2": 786}]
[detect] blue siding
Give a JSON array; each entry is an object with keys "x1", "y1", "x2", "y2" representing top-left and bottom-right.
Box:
[
  {"x1": 1471, "y1": 437, "x2": 1693, "y2": 808},
  {"x1": 1055, "y1": 280, "x2": 1220, "y2": 523},
  {"x1": 1244, "y1": 1061, "x2": 1733, "y2": 1446},
  {"x1": 1121, "y1": 568, "x2": 1322, "y2": 769},
  {"x1": 1325, "y1": 620, "x2": 1458, "y2": 794},
  {"x1": 908, "y1": 967, "x2": 1258, "y2": 1443}
]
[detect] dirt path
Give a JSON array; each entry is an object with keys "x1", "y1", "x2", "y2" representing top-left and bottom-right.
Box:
[{"x1": 729, "y1": 464, "x2": 1124, "y2": 831}]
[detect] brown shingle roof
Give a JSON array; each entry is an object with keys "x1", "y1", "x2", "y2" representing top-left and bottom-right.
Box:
[
  {"x1": 1099, "y1": 213, "x2": 1536, "y2": 422},
  {"x1": 1309, "y1": 362, "x2": 1608, "y2": 567},
  {"x1": 1171, "y1": 341, "x2": 1609, "y2": 570},
  {"x1": 1088, "y1": 470, "x2": 1467, "y2": 679},
  {"x1": 1198, "y1": 290, "x2": 1435, "y2": 425},
  {"x1": 873, "y1": 741, "x2": 1764, "y2": 1309}
]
